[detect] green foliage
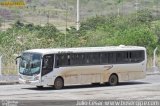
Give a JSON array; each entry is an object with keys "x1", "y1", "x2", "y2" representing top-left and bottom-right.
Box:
[
  {"x1": 134, "y1": 9, "x2": 153, "y2": 23},
  {"x1": 67, "y1": 9, "x2": 158, "y2": 56},
  {"x1": 36, "y1": 24, "x2": 62, "y2": 39},
  {"x1": 151, "y1": 20, "x2": 160, "y2": 43},
  {"x1": 0, "y1": 9, "x2": 160, "y2": 65},
  {"x1": 117, "y1": 0, "x2": 123, "y2": 4},
  {"x1": 0, "y1": 18, "x2": 2, "y2": 27},
  {"x1": 12, "y1": 20, "x2": 24, "y2": 28},
  {"x1": 80, "y1": 16, "x2": 107, "y2": 31}
]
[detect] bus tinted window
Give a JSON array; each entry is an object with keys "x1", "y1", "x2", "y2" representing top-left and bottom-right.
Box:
[
  {"x1": 70, "y1": 53, "x2": 85, "y2": 66},
  {"x1": 116, "y1": 52, "x2": 128, "y2": 63},
  {"x1": 100, "y1": 52, "x2": 109, "y2": 64},
  {"x1": 100, "y1": 50, "x2": 144, "y2": 64},
  {"x1": 85, "y1": 53, "x2": 100, "y2": 65},
  {"x1": 55, "y1": 50, "x2": 145, "y2": 67},
  {"x1": 108, "y1": 52, "x2": 116, "y2": 64},
  {"x1": 56, "y1": 54, "x2": 70, "y2": 67},
  {"x1": 130, "y1": 51, "x2": 144, "y2": 63},
  {"x1": 42, "y1": 54, "x2": 54, "y2": 76}
]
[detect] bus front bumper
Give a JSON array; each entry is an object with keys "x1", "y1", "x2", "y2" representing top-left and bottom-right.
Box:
[{"x1": 19, "y1": 78, "x2": 42, "y2": 86}]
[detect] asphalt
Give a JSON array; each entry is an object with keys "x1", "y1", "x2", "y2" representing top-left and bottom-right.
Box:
[{"x1": 0, "y1": 71, "x2": 160, "y2": 85}]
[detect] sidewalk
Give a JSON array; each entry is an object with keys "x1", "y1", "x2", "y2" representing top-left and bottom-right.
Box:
[
  {"x1": 146, "y1": 67, "x2": 160, "y2": 75},
  {"x1": 146, "y1": 71, "x2": 160, "y2": 75},
  {"x1": 0, "y1": 75, "x2": 19, "y2": 85},
  {"x1": 0, "y1": 81, "x2": 19, "y2": 85}
]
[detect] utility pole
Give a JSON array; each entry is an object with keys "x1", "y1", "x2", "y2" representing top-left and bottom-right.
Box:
[
  {"x1": 135, "y1": 0, "x2": 139, "y2": 18},
  {"x1": 135, "y1": 0, "x2": 139, "y2": 11},
  {"x1": 65, "y1": 0, "x2": 68, "y2": 47},
  {"x1": 0, "y1": 56, "x2": 2, "y2": 75},
  {"x1": 39, "y1": 10, "x2": 41, "y2": 26},
  {"x1": 76, "y1": 0, "x2": 80, "y2": 31},
  {"x1": 117, "y1": 8, "x2": 120, "y2": 17},
  {"x1": 153, "y1": 47, "x2": 158, "y2": 73},
  {"x1": 47, "y1": 10, "x2": 49, "y2": 24}
]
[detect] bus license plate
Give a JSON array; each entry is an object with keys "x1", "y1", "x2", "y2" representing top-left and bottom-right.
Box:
[{"x1": 25, "y1": 80, "x2": 30, "y2": 84}]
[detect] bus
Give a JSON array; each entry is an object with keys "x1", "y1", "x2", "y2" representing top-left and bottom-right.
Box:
[{"x1": 17, "y1": 45, "x2": 147, "y2": 89}]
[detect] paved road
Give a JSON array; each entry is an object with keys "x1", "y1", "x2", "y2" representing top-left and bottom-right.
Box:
[
  {"x1": 0, "y1": 75, "x2": 160, "y2": 105},
  {"x1": 0, "y1": 74, "x2": 160, "y2": 100}
]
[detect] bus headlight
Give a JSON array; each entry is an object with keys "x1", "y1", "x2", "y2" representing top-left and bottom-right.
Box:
[{"x1": 19, "y1": 75, "x2": 22, "y2": 79}]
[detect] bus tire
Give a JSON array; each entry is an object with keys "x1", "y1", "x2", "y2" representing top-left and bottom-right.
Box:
[
  {"x1": 54, "y1": 77, "x2": 64, "y2": 90},
  {"x1": 108, "y1": 74, "x2": 118, "y2": 86}
]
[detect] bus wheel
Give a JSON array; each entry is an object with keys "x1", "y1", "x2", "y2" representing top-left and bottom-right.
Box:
[
  {"x1": 109, "y1": 74, "x2": 118, "y2": 86},
  {"x1": 54, "y1": 77, "x2": 64, "y2": 90},
  {"x1": 36, "y1": 86, "x2": 43, "y2": 89}
]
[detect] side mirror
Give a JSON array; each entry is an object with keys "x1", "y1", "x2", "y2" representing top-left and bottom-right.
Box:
[{"x1": 15, "y1": 56, "x2": 21, "y2": 65}]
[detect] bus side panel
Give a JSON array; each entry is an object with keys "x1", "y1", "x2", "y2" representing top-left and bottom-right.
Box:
[
  {"x1": 54, "y1": 65, "x2": 103, "y2": 86},
  {"x1": 41, "y1": 62, "x2": 146, "y2": 86},
  {"x1": 79, "y1": 65, "x2": 103, "y2": 84},
  {"x1": 118, "y1": 62, "x2": 145, "y2": 82},
  {"x1": 41, "y1": 71, "x2": 56, "y2": 86},
  {"x1": 102, "y1": 62, "x2": 146, "y2": 83},
  {"x1": 128, "y1": 62, "x2": 146, "y2": 80},
  {"x1": 128, "y1": 71, "x2": 146, "y2": 80},
  {"x1": 60, "y1": 67, "x2": 80, "y2": 85},
  {"x1": 103, "y1": 64, "x2": 129, "y2": 82}
]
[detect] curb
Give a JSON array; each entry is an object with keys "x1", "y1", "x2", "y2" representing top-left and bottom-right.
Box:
[
  {"x1": 0, "y1": 81, "x2": 19, "y2": 85},
  {"x1": 146, "y1": 72, "x2": 160, "y2": 75}
]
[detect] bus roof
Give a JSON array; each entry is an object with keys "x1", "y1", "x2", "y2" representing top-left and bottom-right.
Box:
[{"x1": 24, "y1": 45, "x2": 146, "y2": 54}]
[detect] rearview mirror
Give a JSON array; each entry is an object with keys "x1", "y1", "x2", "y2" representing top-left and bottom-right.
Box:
[{"x1": 15, "y1": 56, "x2": 21, "y2": 65}]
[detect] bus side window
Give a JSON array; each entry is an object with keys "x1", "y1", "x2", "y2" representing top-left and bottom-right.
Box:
[
  {"x1": 108, "y1": 52, "x2": 116, "y2": 64},
  {"x1": 70, "y1": 53, "x2": 78, "y2": 66},
  {"x1": 116, "y1": 52, "x2": 129, "y2": 63},
  {"x1": 92, "y1": 53, "x2": 100, "y2": 65},
  {"x1": 116, "y1": 52, "x2": 122, "y2": 63},
  {"x1": 130, "y1": 51, "x2": 144, "y2": 62},
  {"x1": 67, "y1": 54, "x2": 71, "y2": 65},
  {"x1": 85, "y1": 53, "x2": 90, "y2": 65},
  {"x1": 127, "y1": 50, "x2": 145, "y2": 63},
  {"x1": 100, "y1": 52, "x2": 109, "y2": 64},
  {"x1": 56, "y1": 54, "x2": 70, "y2": 67},
  {"x1": 55, "y1": 55, "x2": 59, "y2": 68},
  {"x1": 42, "y1": 54, "x2": 54, "y2": 76},
  {"x1": 84, "y1": 53, "x2": 100, "y2": 65},
  {"x1": 70, "y1": 53, "x2": 85, "y2": 66}
]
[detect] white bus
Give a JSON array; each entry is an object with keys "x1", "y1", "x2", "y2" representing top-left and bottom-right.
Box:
[{"x1": 18, "y1": 45, "x2": 147, "y2": 89}]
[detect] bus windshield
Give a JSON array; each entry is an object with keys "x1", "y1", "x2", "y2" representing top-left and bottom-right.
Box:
[{"x1": 19, "y1": 53, "x2": 42, "y2": 76}]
